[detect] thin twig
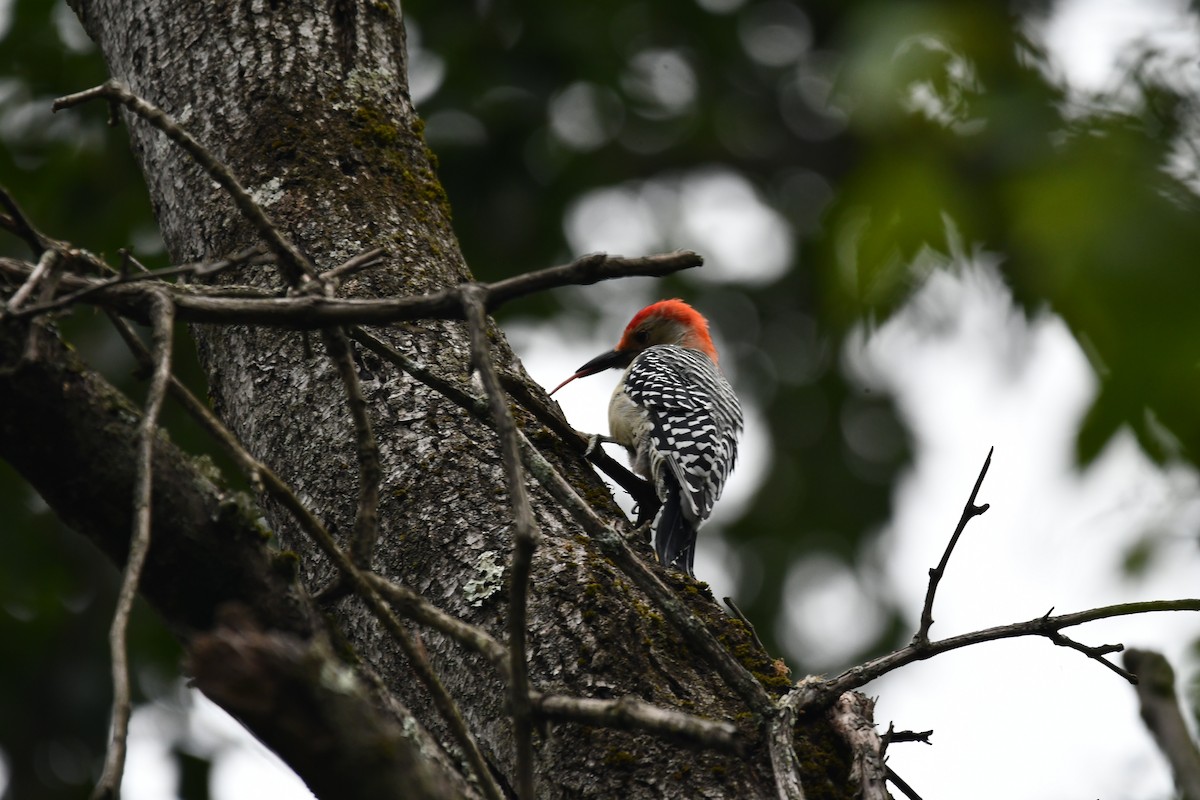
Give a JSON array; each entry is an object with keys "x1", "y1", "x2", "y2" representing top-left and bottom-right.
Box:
[
  {"x1": 118, "y1": 248, "x2": 151, "y2": 274},
  {"x1": 532, "y1": 694, "x2": 742, "y2": 752},
  {"x1": 11, "y1": 247, "x2": 271, "y2": 319},
  {"x1": 54, "y1": 80, "x2": 318, "y2": 283},
  {"x1": 723, "y1": 596, "x2": 766, "y2": 653},
  {"x1": 462, "y1": 284, "x2": 540, "y2": 800},
  {"x1": 364, "y1": 573, "x2": 510, "y2": 674},
  {"x1": 914, "y1": 446, "x2": 993, "y2": 646},
  {"x1": 5, "y1": 249, "x2": 59, "y2": 312},
  {"x1": 92, "y1": 291, "x2": 174, "y2": 800},
  {"x1": 1046, "y1": 629, "x2": 1132, "y2": 681},
  {"x1": 880, "y1": 725, "x2": 933, "y2": 749},
  {"x1": 320, "y1": 327, "x2": 382, "y2": 568},
  {"x1": 0, "y1": 185, "x2": 52, "y2": 255},
  {"x1": 886, "y1": 766, "x2": 924, "y2": 800},
  {"x1": 319, "y1": 246, "x2": 388, "y2": 283},
  {"x1": 0, "y1": 248, "x2": 118, "y2": 293},
  {"x1": 482, "y1": 250, "x2": 702, "y2": 308}
]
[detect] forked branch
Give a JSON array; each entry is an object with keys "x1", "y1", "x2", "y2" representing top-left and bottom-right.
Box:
[{"x1": 785, "y1": 598, "x2": 1200, "y2": 714}]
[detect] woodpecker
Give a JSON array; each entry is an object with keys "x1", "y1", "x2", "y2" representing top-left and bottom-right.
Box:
[{"x1": 550, "y1": 299, "x2": 742, "y2": 577}]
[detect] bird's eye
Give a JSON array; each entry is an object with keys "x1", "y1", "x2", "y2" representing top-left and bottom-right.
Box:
[{"x1": 633, "y1": 329, "x2": 649, "y2": 344}]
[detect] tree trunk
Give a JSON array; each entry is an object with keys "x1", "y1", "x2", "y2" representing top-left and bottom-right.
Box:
[{"x1": 31, "y1": 1, "x2": 858, "y2": 797}]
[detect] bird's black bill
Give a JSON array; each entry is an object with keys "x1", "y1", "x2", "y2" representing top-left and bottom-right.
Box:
[{"x1": 549, "y1": 348, "x2": 635, "y2": 395}]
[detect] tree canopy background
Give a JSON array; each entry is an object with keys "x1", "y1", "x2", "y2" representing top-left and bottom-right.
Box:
[{"x1": 2, "y1": 0, "x2": 1199, "y2": 797}]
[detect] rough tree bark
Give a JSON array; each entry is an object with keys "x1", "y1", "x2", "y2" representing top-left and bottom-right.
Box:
[{"x1": 6, "y1": 1, "x2": 861, "y2": 797}]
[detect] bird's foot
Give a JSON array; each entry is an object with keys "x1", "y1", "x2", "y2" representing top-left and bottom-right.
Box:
[
  {"x1": 584, "y1": 433, "x2": 618, "y2": 457},
  {"x1": 625, "y1": 518, "x2": 652, "y2": 546}
]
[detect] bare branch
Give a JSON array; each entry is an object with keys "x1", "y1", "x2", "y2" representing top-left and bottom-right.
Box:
[
  {"x1": 364, "y1": 573, "x2": 510, "y2": 674},
  {"x1": 92, "y1": 291, "x2": 174, "y2": 800},
  {"x1": 319, "y1": 247, "x2": 388, "y2": 284},
  {"x1": 320, "y1": 327, "x2": 382, "y2": 568},
  {"x1": 1125, "y1": 649, "x2": 1200, "y2": 800},
  {"x1": 533, "y1": 694, "x2": 742, "y2": 753},
  {"x1": 5, "y1": 248, "x2": 700, "y2": 328},
  {"x1": 0, "y1": 185, "x2": 53, "y2": 255},
  {"x1": 462, "y1": 284, "x2": 540, "y2": 800},
  {"x1": 1046, "y1": 629, "x2": 1132, "y2": 681},
  {"x1": 829, "y1": 693, "x2": 888, "y2": 800},
  {"x1": 880, "y1": 724, "x2": 933, "y2": 750},
  {"x1": 886, "y1": 767, "x2": 925, "y2": 800},
  {"x1": 723, "y1": 596, "x2": 767, "y2": 653},
  {"x1": 181, "y1": 253, "x2": 692, "y2": 322},
  {"x1": 482, "y1": 250, "x2": 702, "y2": 308},
  {"x1": 11, "y1": 247, "x2": 271, "y2": 319},
  {"x1": 5, "y1": 249, "x2": 60, "y2": 312},
  {"x1": 788, "y1": 599, "x2": 1200, "y2": 712},
  {"x1": 117, "y1": 248, "x2": 152, "y2": 275},
  {"x1": 914, "y1": 446, "x2": 993, "y2": 646},
  {"x1": 54, "y1": 80, "x2": 318, "y2": 283},
  {"x1": 769, "y1": 680, "x2": 814, "y2": 800}
]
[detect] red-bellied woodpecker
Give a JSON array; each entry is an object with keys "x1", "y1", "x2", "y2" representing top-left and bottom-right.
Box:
[{"x1": 550, "y1": 299, "x2": 742, "y2": 577}]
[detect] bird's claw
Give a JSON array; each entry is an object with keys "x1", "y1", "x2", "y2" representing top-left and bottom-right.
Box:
[{"x1": 584, "y1": 433, "x2": 617, "y2": 457}]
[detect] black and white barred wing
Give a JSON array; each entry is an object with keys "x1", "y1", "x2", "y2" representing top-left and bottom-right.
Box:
[{"x1": 624, "y1": 345, "x2": 743, "y2": 523}]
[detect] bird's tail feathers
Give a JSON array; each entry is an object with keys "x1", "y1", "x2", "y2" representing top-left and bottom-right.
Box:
[{"x1": 654, "y1": 473, "x2": 698, "y2": 577}]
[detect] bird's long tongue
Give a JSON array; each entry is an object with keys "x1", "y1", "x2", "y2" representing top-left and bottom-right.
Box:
[
  {"x1": 549, "y1": 348, "x2": 628, "y2": 396},
  {"x1": 549, "y1": 373, "x2": 583, "y2": 396}
]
